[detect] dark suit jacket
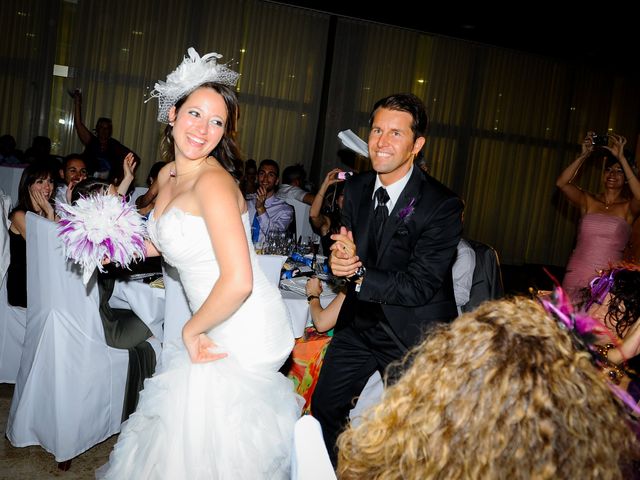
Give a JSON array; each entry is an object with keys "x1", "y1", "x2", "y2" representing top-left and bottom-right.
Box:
[{"x1": 337, "y1": 168, "x2": 463, "y2": 348}]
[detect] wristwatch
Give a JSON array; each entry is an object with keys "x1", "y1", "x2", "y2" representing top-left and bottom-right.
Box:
[
  {"x1": 307, "y1": 295, "x2": 320, "y2": 303},
  {"x1": 348, "y1": 266, "x2": 366, "y2": 282}
]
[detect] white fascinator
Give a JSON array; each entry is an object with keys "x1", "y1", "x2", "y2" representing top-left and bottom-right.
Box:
[{"x1": 147, "y1": 47, "x2": 240, "y2": 123}]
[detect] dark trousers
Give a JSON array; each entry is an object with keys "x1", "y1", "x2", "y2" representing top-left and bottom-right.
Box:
[
  {"x1": 311, "y1": 322, "x2": 407, "y2": 466},
  {"x1": 98, "y1": 275, "x2": 156, "y2": 420}
]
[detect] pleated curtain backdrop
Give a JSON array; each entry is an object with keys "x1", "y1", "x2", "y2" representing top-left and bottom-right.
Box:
[{"x1": 1, "y1": 0, "x2": 639, "y2": 267}]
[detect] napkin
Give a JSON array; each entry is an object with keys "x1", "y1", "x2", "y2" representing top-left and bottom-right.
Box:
[
  {"x1": 338, "y1": 129, "x2": 369, "y2": 157},
  {"x1": 280, "y1": 277, "x2": 335, "y2": 297}
]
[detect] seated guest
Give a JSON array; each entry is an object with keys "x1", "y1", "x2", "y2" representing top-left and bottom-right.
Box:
[
  {"x1": 452, "y1": 237, "x2": 475, "y2": 315},
  {"x1": 246, "y1": 159, "x2": 294, "y2": 243},
  {"x1": 135, "y1": 160, "x2": 165, "y2": 216},
  {"x1": 277, "y1": 163, "x2": 314, "y2": 205},
  {"x1": 309, "y1": 168, "x2": 346, "y2": 256},
  {"x1": 584, "y1": 265, "x2": 640, "y2": 402},
  {"x1": 0, "y1": 134, "x2": 23, "y2": 165},
  {"x1": 337, "y1": 296, "x2": 639, "y2": 479},
  {"x1": 55, "y1": 153, "x2": 88, "y2": 205},
  {"x1": 70, "y1": 178, "x2": 157, "y2": 419},
  {"x1": 24, "y1": 135, "x2": 61, "y2": 171},
  {"x1": 7, "y1": 164, "x2": 57, "y2": 307},
  {"x1": 288, "y1": 277, "x2": 345, "y2": 413},
  {"x1": 62, "y1": 152, "x2": 136, "y2": 207},
  {"x1": 240, "y1": 158, "x2": 258, "y2": 196}
]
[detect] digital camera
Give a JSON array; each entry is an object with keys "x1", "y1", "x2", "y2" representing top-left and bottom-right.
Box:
[
  {"x1": 592, "y1": 134, "x2": 609, "y2": 147},
  {"x1": 337, "y1": 171, "x2": 353, "y2": 180}
]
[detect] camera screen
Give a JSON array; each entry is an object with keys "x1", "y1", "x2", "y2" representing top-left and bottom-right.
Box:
[{"x1": 592, "y1": 134, "x2": 609, "y2": 147}]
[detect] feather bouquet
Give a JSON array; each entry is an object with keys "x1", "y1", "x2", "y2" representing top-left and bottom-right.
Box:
[{"x1": 57, "y1": 194, "x2": 146, "y2": 284}]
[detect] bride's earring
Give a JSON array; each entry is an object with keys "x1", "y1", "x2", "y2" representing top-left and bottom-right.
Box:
[{"x1": 169, "y1": 122, "x2": 174, "y2": 127}]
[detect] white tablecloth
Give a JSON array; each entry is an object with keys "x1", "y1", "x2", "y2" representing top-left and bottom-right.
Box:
[
  {"x1": 110, "y1": 276, "x2": 334, "y2": 343},
  {"x1": 0, "y1": 165, "x2": 25, "y2": 207},
  {"x1": 110, "y1": 279, "x2": 166, "y2": 341}
]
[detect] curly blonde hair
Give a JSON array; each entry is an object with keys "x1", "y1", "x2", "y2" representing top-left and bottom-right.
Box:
[{"x1": 337, "y1": 297, "x2": 638, "y2": 479}]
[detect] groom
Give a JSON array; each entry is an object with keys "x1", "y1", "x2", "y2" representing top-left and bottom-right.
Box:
[{"x1": 312, "y1": 93, "x2": 463, "y2": 463}]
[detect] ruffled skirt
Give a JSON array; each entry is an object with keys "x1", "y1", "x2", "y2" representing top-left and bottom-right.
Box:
[{"x1": 96, "y1": 340, "x2": 302, "y2": 479}]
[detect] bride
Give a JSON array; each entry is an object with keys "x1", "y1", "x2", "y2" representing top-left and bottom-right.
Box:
[{"x1": 97, "y1": 48, "x2": 301, "y2": 479}]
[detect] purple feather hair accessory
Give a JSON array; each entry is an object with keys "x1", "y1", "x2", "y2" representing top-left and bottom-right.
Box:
[
  {"x1": 539, "y1": 285, "x2": 640, "y2": 416},
  {"x1": 585, "y1": 269, "x2": 618, "y2": 311},
  {"x1": 56, "y1": 193, "x2": 146, "y2": 284}
]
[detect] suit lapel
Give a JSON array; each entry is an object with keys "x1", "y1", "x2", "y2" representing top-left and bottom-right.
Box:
[{"x1": 377, "y1": 168, "x2": 424, "y2": 258}]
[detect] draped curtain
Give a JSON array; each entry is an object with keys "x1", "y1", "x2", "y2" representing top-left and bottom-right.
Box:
[{"x1": 1, "y1": 0, "x2": 639, "y2": 267}]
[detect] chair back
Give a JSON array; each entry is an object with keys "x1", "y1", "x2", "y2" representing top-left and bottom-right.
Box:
[
  {"x1": 284, "y1": 198, "x2": 313, "y2": 244},
  {"x1": 256, "y1": 254, "x2": 287, "y2": 287},
  {"x1": 0, "y1": 192, "x2": 26, "y2": 383},
  {"x1": 6, "y1": 212, "x2": 129, "y2": 462},
  {"x1": 129, "y1": 186, "x2": 148, "y2": 205},
  {"x1": 0, "y1": 190, "x2": 11, "y2": 280},
  {"x1": 291, "y1": 415, "x2": 337, "y2": 480},
  {"x1": 461, "y1": 239, "x2": 505, "y2": 313}
]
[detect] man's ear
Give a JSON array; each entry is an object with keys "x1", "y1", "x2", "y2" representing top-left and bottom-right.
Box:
[
  {"x1": 59, "y1": 168, "x2": 64, "y2": 180},
  {"x1": 412, "y1": 136, "x2": 426, "y2": 155}
]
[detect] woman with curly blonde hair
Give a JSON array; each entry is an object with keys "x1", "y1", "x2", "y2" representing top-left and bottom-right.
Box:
[{"x1": 337, "y1": 297, "x2": 639, "y2": 479}]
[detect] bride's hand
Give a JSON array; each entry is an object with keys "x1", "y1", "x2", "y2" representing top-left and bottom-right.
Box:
[{"x1": 183, "y1": 331, "x2": 228, "y2": 364}]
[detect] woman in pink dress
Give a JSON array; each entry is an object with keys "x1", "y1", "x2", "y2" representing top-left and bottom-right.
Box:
[{"x1": 556, "y1": 132, "x2": 640, "y2": 299}]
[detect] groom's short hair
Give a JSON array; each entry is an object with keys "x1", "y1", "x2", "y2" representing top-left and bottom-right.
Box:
[{"x1": 369, "y1": 93, "x2": 429, "y2": 140}]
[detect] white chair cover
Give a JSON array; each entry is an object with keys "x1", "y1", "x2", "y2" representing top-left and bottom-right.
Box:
[
  {"x1": 0, "y1": 192, "x2": 26, "y2": 383},
  {"x1": 256, "y1": 254, "x2": 287, "y2": 287},
  {"x1": 291, "y1": 415, "x2": 337, "y2": 480},
  {"x1": 0, "y1": 221, "x2": 27, "y2": 383},
  {"x1": 284, "y1": 198, "x2": 313, "y2": 244},
  {"x1": 6, "y1": 212, "x2": 129, "y2": 462},
  {"x1": 0, "y1": 165, "x2": 23, "y2": 207},
  {"x1": 129, "y1": 186, "x2": 148, "y2": 205},
  {"x1": 348, "y1": 371, "x2": 383, "y2": 427},
  {"x1": 161, "y1": 262, "x2": 191, "y2": 345},
  {"x1": 0, "y1": 274, "x2": 26, "y2": 384},
  {"x1": 0, "y1": 190, "x2": 11, "y2": 280}
]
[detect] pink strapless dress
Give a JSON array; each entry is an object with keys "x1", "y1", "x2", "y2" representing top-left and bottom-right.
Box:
[{"x1": 562, "y1": 213, "x2": 631, "y2": 299}]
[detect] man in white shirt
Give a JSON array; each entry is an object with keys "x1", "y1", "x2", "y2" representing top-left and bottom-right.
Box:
[
  {"x1": 247, "y1": 159, "x2": 294, "y2": 244},
  {"x1": 452, "y1": 238, "x2": 476, "y2": 314},
  {"x1": 276, "y1": 164, "x2": 314, "y2": 205},
  {"x1": 55, "y1": 154, "x2": 88, "y2": 205}
]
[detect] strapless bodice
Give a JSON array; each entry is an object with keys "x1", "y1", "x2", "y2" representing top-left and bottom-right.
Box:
[{"x1": 147, "y1": 208, "x2": 293, "y2": 371}]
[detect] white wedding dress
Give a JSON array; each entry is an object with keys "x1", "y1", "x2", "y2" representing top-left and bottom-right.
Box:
[{"x1": 97, "y1": 208, "x2": 301, "y2": 479}]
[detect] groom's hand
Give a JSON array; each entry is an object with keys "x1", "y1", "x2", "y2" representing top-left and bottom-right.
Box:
[{"x1": 329, "y1": 227, "x2": 362, "y2": 278}]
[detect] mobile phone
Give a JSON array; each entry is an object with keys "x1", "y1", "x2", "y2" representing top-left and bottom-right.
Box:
[{"x1": 337, "y1": 171, "x2": 353, "y2": 180}]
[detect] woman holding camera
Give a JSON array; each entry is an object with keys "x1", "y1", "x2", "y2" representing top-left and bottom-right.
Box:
[
  {"x1": 309, "y1": 168, "x2": 349, "y2": 255},
  {"x1": 556, "y1": 132, "x2": 640, "y2": 299}
]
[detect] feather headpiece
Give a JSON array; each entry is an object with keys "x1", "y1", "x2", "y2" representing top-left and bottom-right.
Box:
[
  {"x1": 147, "y1": 47, "x2": 240, "y2": 123},
  {"x1": 539, "y1": 285, "x2": 640, "y2": 416},
  {"x1": 57, "y1": 194, "x2": 147, "y2": 284}
]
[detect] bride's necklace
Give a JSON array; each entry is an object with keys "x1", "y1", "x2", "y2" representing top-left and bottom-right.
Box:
[{"x1": 169, "y1": 159, "x2": 206, "y2": 178}]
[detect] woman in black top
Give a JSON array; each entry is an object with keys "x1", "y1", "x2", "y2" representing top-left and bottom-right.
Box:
[{"x1": 7, "y1": 164, "x2": 57, "y2": 307}]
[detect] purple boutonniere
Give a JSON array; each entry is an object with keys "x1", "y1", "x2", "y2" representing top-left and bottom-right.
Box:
[{"x1": 398, "y1": 198, "x2": 416, "y2": 222}]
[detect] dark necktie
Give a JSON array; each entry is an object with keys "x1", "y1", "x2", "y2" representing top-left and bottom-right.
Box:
[{"x1": 374, "y1": 187, "x2": 390, "y2": 243}]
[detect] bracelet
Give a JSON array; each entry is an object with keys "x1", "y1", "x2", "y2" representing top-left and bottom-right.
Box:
[
  {"x1": 595, "y1": 343, "x2": 627, "y2": 385},
  {"x1": 307, "y1": 295, "x2": 320, "y2": 303}
]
